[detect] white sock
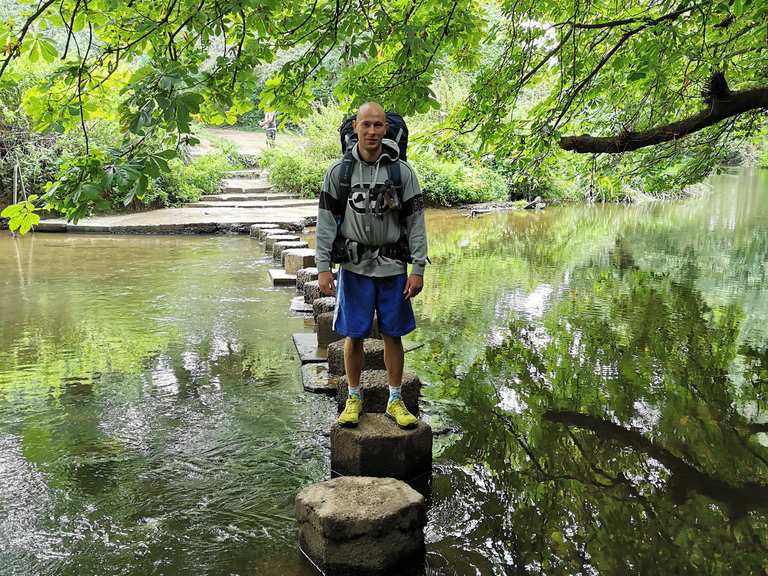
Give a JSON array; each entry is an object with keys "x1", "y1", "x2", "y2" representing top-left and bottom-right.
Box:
[{"x1": 348, "y1": 386, "x2": 361, "y2": 398}]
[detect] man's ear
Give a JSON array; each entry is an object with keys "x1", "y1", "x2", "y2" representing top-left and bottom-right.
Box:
[{"x1": 352, "y1": 120, "x2": 357, "y2": 130}]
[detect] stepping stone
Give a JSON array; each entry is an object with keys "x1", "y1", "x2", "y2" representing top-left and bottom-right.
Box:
[
  {"x1": 330, "y1": 414, "x2": 432, "y2": 480},
  {"x1": 249, "y1": 223, "x2": 280, "y2": 237},
  {"x1": 268, "y1": 269, "x2": 296, "y2": 287},
  {"x1": 327, "y1": 339, "x2": 385, "y2": 376},
  {"x1": 296, "y1": 267, "x2": 319, "y2": 292},
  {"x1": 296, "y1": 476, "x2": 426, "y2": 576},
  {"x1": 303, "y1": 280, "x2": 322, "y2": 304},
  {"x1": 283, "y1": 249, "x2": 316, "y2": 275},
  {"x1": 256, "y1": 227, "x2": 285, "y2": 240},
  {"x1": 316, "y1": 311, "x2": 343, "y2": 348},
  {"x1": 292, "y1": 333, "x2": 326, "y2": 364},
  {"x1": 274, "y1": 240, "x2": 309, "y2": 262},
  {"x1": 313, "y1": 296, "x2": 336, "y2": 320},
  {"x1": 290, "y1": 296, "x2": 314, "y2": 314},
  {"x1": 301, "y1": 362, "x2": 338, "y2": 394},
  {"x1": 336, "y1": 370, "x2": 421, "y2": 415},
  {"x1": 265, "y1": 233, "x2": 300, "y2": 251}
]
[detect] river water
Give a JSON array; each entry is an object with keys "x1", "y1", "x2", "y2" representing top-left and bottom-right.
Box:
[{"x1": 1, "y1": 168, "x2": 767, "y2": 575}]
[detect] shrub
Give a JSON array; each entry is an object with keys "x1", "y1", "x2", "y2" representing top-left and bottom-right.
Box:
[
  {"x1": 260, "y1": 145, "x2": 326, "y2": 198},
  {"x1": 152, "y1": 151, "x2": 236, "y2": 206},
  {"x1": 410, "y1": 151, "x2": 508, "y2": 206}
]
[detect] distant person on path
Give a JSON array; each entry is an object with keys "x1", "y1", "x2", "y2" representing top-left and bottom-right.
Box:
[
  {"x1": 260, "y1": 111, "x2": 277, "y2": 146},
  {"x1": 315, "y1": 101, "x2": 429, "y2": 430}
]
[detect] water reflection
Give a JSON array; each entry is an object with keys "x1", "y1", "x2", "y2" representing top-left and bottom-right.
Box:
[{"x1": 414, "y1": 169, "x2": 768, "y2": 574}]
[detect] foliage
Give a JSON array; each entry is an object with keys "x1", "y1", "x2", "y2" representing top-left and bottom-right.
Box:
[
  {"x1": 410, "y1": 150, "x2": 507, "y2": 205},
  {"x1": 259, "y1": 145, "x2": 326, "y2": 199},
  {"x1": 150, "y1": 151, "x2": 237, "y2": 206}
]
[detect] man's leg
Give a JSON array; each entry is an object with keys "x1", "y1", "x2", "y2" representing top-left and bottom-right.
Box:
[
  {"x1": 344, "y1": 337, "x2": 365, "y2": 389},
  {"x1": 382, "y1": 334, "x2": 404, "y2": 389},
  {"x1": 382, "y1": 336, "x2": 417, "y2": 430}
]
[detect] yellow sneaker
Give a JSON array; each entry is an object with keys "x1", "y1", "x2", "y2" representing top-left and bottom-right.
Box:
[
  {"x1": 337, "y1": 395, "x2": 363, "y2": 427},
  {"x1": 385, "y1": 399, "x2": 418, "y2": 429}
]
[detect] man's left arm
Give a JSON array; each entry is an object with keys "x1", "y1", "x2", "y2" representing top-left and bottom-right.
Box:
[{"x1": 401, "y1": 163, "x2": 428, "y2": 298}]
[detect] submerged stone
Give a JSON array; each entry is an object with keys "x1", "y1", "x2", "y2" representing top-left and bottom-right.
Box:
[
  {"x1": 301, "y1": 362, "x2": 338, "y2": 394},
  {"x1": 296, "y1": 476, "x2": 426, "y2": 576}
]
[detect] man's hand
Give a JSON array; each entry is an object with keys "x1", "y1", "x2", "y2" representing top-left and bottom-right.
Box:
[
  {"x1": 403, "y1": 274, "x2": 423, "y2": 300},
  {"x1": 319, "y1": 271, "x2": 336, "y2": 296}
]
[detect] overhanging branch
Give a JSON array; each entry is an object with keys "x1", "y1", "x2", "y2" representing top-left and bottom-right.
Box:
[{"x1": 559, "y1": 85, "x2": 768, "y2": 153}]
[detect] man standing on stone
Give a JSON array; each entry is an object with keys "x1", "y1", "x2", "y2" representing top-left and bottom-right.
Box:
[{"x1": 315, "y1": 102, "x2": 428, "y2": 429}]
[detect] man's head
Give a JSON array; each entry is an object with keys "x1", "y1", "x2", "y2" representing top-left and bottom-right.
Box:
[{"x1": 353, "y1": 102, "x2": 387, "y2": 160}]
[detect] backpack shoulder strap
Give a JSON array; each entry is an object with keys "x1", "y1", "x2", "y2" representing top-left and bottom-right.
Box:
[
  {"x1": 337, "y1": 151, "x2": 356, "y2": 222},
  {"x1": 387, "y1": 160, "x2": 408, "y2": 229}
]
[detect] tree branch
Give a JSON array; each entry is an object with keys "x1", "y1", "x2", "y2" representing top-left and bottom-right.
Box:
[{"x1": 560, "y1": 84, "x2": 768, "y2": 153}]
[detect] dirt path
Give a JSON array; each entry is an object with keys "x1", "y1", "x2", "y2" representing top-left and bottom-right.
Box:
[{"x1": 196, "y1": 126, "x2": 306, "y2": 156}]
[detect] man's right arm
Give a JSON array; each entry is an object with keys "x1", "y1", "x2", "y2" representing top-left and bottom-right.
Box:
[{"x1": 316, "y1": 162, "x2": 343, "y2": 274}]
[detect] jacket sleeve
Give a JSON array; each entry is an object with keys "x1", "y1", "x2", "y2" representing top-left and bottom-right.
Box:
[
  {"x1": 316, "y1": 162, "x2": 343, "y2": 274},
  {"x1": 401, "y1": 162, "x2": 428, "y2": 276}
]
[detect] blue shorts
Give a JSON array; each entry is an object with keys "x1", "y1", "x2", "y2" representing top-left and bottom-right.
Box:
[{"x1": 333, "y1": 269, "x2": 416, "y2": 338}]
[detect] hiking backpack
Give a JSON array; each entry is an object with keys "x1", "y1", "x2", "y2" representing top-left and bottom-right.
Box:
[
  {"x1": 330, "y1": 112, "x2": 411, "y2": 264},
  {"x1": 336, "y1": 112, "x2": 409, "y2": 213}
]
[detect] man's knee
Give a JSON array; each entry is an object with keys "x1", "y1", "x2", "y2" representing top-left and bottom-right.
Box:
[{"x1": 345, "y1": 337, "x2": 364, "y2": 351}]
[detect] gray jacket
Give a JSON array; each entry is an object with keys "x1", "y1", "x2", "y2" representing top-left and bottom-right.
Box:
[{"x1": 315, "y1": 139, "x2": 428, "y2": 277}]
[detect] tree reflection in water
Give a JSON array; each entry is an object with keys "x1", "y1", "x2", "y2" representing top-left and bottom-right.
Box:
[{"x1": 417, "y1": 234, "x2": 768, "y2": 574}]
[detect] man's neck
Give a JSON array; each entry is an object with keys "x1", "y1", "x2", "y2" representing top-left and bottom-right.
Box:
[{"x1": 357, "y1": 145, "x2": 382, "y2": 163}]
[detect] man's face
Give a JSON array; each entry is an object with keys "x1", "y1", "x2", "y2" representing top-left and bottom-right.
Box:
[{"x1": 353, "y1": 107, "x2": 387, "y2": 157}]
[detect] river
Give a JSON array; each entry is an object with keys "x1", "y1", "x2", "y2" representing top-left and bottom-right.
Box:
[{"x1": 1, "y1": 168, "x2": 767, "y2": 575}]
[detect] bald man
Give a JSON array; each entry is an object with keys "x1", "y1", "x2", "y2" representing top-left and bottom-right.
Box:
[{"x1": 315, "y1": 102, "x2": 429, "y2": 430}]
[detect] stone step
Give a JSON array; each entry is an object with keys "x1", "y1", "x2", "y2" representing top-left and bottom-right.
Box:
[
  {"x1": 316, "y1": 311, "x2": 344, "y2": 348},
  {"x1": 224, "y1": 169, "x2": 261, "y2": 178},
  {"x1": 290, "y1": 296, "x2": 314, "y2": 314},
  {"x1": 283, "y1": 248, "x2": 315, "y2": 275},
  {"x1": 274, "y1": 240, "x2": 310, "y2": 263},
  {"x1": 221, "y1": 180, "x2": 273, "y2": 192},
  {"x1": 252, "y1": 226, "x2": 288, "y2": 240},
  {"x1": 185, "y1": 199, "x2": 317, "y2": 209},
  {"x1": 330, "y1": 414, "x2": 432, "y2": 481},
  {"x1": 200, "y1": 193, "x2": 296, "y2": 202},
  {"x1": 297, "y1": 267, "x2": 320, "y2": 293},
  {"x1": 265, "y1": 233, "x2": 301, "y2": 251},
  {"x1": 300, "y1": 362, "x2": 337, "y2": 394},
  {"x1": 292, "y1": 333, "x2": 422, "y2": 365},
  {"x1": 296, "y1": 476, "x2": 426, "y2": 576},
  {"x1": 269, "y1": 269, "x2": 297, "y2": 287}
]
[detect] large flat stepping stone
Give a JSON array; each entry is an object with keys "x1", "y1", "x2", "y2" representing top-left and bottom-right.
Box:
[
  {"x1": 301, "y1": 362, "x2": 338, "y2": 394},
  {"x1": 327, "y1": 339, "x2": 385, "y2": 375},
  {"x1": 316, "y1": 311, "x2": 343, "y2": 348},
  {"x1": 268, "y1": 269, "x2": 296, "y2": 287},
  {"x1": 296, "y1": 476, "x2": 426, "y2": 576},
  {"x1": 297, "y1": 267, "x2": 319, "y2": 292},
  {"x1": 283, "y1": 249, "x2": 316, "y2": 275},
  {"x1": 274, "y1": 240, "x2": 309, "y2": 262},
  {"x1": 265, "y1": 233, "x2": 300, "y2": 251},
  {"x1": 290, "y1": 296, "x2": 314, "y2": 314},
  {"x1": 313, "y1": 296, "x2": 336, "y2": 319},
  {"x1": 249, "y1": 223, "x2": 281, "y2": 238},
  {"x1": 303, "y1": 280, "x2": 322, "y2": 304},
  {"x1": 253, "y1": 226, "x2": 286, "y2": 240},
  {"x1": 292, "y1": 333, "x2": 326, "y2": 363},
  {"x1": 337, "y1": 370, "x2": 421, "y2": 415},
  {"x1": 330, "y1": 414, "x2": 432, "y2": 480}
]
